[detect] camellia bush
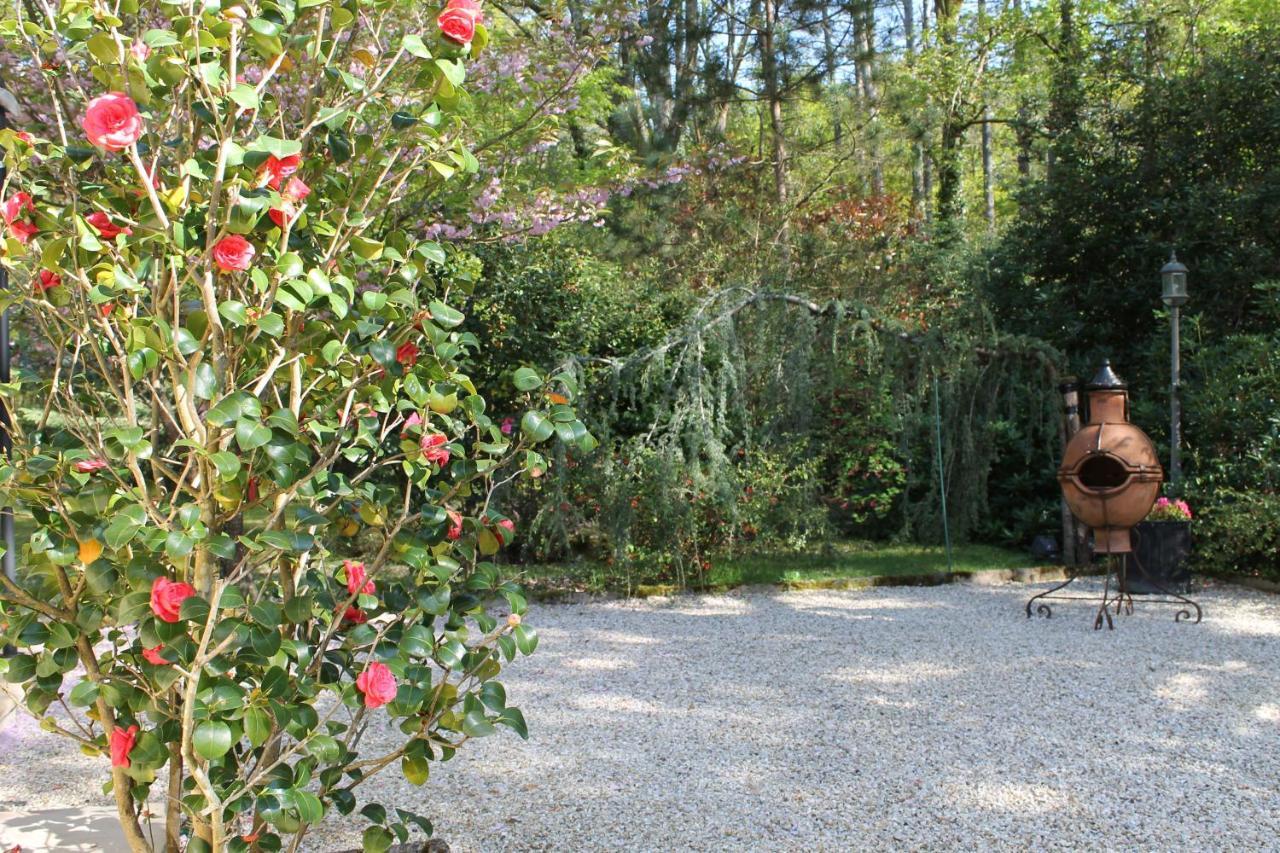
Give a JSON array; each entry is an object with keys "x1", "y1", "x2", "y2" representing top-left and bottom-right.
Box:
[{"x1": 0, "y1": 0, "x2": 593, "y2": 850}]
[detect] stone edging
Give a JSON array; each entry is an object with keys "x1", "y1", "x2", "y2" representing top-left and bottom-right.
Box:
[{"x1": 527, "y1": 565, "x2": 1280, "y2": 603}]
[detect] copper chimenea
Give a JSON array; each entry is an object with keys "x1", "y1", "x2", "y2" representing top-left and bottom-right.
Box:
[{"x1": 1057, "y1": 360, "x2": 1163, "y2": 554}]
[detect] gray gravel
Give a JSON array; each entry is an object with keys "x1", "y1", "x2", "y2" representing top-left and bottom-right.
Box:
[{"x1": 4, "y1": 579, "x2": 1280, "y2": 851}]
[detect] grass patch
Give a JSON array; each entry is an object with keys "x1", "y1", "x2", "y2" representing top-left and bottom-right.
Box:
[{"x1": 520, "y1": 540, "x2": 1037, "y2": 597}]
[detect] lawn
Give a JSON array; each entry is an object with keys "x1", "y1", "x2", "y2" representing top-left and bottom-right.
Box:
[{"x1": 520, "y1": 540, "x2": 1040, "y2": 597}]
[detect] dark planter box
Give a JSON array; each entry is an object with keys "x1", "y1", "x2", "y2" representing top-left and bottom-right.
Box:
[{"x1": 1123, "y1": 520, "x2": 1192, "y2": 594}]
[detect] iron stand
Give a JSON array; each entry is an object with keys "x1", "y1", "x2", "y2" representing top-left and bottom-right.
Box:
[{"x1": 1026, "y1": 553, "x2": 1201, "y2": 630}]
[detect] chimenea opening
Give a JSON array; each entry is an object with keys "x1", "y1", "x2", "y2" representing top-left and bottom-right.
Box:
[{"x1": 1077, "y1": 455, "x2": 1129, "y2": 491}]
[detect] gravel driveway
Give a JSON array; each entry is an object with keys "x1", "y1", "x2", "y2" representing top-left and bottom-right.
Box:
[{"x1": 4, "y1": 580, "x2": 1279, "y2": 851}]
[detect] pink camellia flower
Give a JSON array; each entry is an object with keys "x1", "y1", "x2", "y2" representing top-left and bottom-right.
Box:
[
  {"x1": 343, "y1": 559, "x2": 376, "y2": 596},
  {"x1": 420, "y1": 433, "x2": 451, "y2": 466},
  {"x1": 396, "y1": 342, "x2": 420, "y2": 368},
  {"x1": 437, "y1": 4, "x2": 478, "y2": 44},
  {"x1": 446, "y1": 510, "x2": 463, "y2": 541},
  {"x1": 342, "y1": 606, "x2": 367, "y2": 624},
  {"x1": 447, "y1": 0, "x2": 485, "y2": 22},
  {"x1": 82, "y1": 92, "x2": 145, "y2": 151},
  {"x1": 74, "y1": 457, "x2": 109, "y2": 473},
  {"x1": 402, "y1": 412, "x2": 423, "y2": 435},
  {"x1": 142, "y1": 645, "x2": 167, "y2": 665},
  {"x1": 355, "y1": 661, "x2": 397, "y2": 709},
  {"x1": 258, "y1": 153, "x2": 302, "y2": 190},
  {"x1": 36, "y1": 270, "x2": 61, "y2": 293},
  {"x1": 212, "y1": 235, "x2": 255, "y2": 272},
  {"x1": 130, "y1": 40, "x2": 151, "y2": 62},
  {"x1": 86, "y1": 211, "x2": 133, "y2": 239},
  {"x1": 500, "y1": 417, "x2": 514, "y2": 435},
  {"x1": 109, "y1": 725, "x2": 139, "y2": 768},
  {"x1": 150, "y1": 576, "x2": 196, "y2": 623},
  {"x1": 494, "y1": 517, "x2": 515, "y2": 546}
]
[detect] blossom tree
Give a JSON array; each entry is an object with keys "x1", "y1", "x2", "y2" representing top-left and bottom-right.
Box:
[{"x1": 0, "y1": 0, "x2": 593, "y2": 850}]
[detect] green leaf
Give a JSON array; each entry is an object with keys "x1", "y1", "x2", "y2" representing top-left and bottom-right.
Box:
[
  {"x1": 245, "y1": 707, "x2": 272, "y2": 747},
  {"x1": 496, "y1": 707, "x2": 529, "y2": 739},
  {"x1": 307, "y1": 734, "x2": 340, "y2": 763},
  {"x1": 193, "y1": 721, "x2": 232, "y2": 760},
  {"x1": 521, "y1": 411, "x2": 554, "y2": 443},
  {"x1": 257, "y1": 312, "x2": 285, "y2": 337},
  {"x1": 193, "y1": 363, "x2": 219, "y2": 400},
  {"x1": 401, "y1": 754, "x2": 429, "y2": 786},
  {"x1": 236, "y1": 419, "x2": 272, "y2": 451},
  {"x1": 402, "y1": 34, "x2": 432, "y2": 59},
  {"x1": 210, "y1": 451, "x2": 241, "y2": 481},
  {"x1": 362, "y1": 826, "x2": 394, "y2": 853},
  {"x1": 435, "y1": 58, "x2": 465, "y2": 87},
  {"x1": 427, "y1": 301, "x2": 464, "y2": 327},
  {"x1": 267, "y1": 408, "x2": 299, "y2": 436},
  {"x1": 512, "y1": 367, "x2": 542, "y2": 391},
  {"x1": 462, "y1": 709, "x2": 496, "y2": 738},
  {"x1": 428, "y1": 160, "x2": 456, "y2": 180},
  {"x1": 513, "y1": 624, "x2": 539, "y2": 655},
  {"x1": 229, "y1": 83, "x2": 259, "y2": 110}
]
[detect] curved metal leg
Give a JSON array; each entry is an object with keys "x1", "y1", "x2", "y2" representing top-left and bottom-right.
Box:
[
  {"x1": 1129, "y1": 551, "x2": 1203, "y2": 624},
  {"x1": 1026, "y1": 565, "x2": 1083, "y2": 619}
]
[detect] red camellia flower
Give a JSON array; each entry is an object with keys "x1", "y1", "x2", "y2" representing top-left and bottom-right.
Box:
[
  {"x1": 9, "y1": 219, "x2": 38, "y2": 243},
  {"x1": 109, "y1": 724, "x2": 139, "y2": 768},
  {"x1": 86, "y1": 211, "x2": 133, "y2": 239},
  {"x1": 343, "y1": 559, "x2": 376, "y2": 596},
  {"x1": 142, "y1": 645, "x2": 167, "y2": 665},
  {"x1": 3, "y1": 192, "x2": 38, "y2": 243},
  {"x1": 82, "y1": 93, "x2": 145, "y2": 152},
  {"x1": 446, "y1": 509, "x2": 464, "y2": 541},
  {"x1": 212, "y1": 235, "x2": 255, "y2": 272},
  {"x1": 494, "y1": 518, "x2": 515, "y2": 546},
  {"x1": 1, "y1": 192, "x2": 34, "y2": 224},
  {"x1": 258, "y1": 153, "x2": 302, "y2": 190},
  {"x1": 396, "y1": 341, "x2": 420, "y2": 368},
  {"x1": 150, "y1": 576, "x2": 196, "y2": 623},
  {"x1": 342, "y1": 606, "x2": 367, "y2": 624},
  {"x1": 356, "y1": 661, "x2": 397, "y2": 709},
  {"x1": 437, "y1": 4, "x2": 478, "y2": 44},
  {"x1": 74, "y1": 457, "x2": 109, "y2": 473},
  {"x1": 269, "y1": 177, "x2": 311, "y2": 228},
  {"x1": 420, "y1": 433, "x2": 451, "y2": 466},
  {"x1": 36, "y1": 270, "x2": 61, "y2": 293}
]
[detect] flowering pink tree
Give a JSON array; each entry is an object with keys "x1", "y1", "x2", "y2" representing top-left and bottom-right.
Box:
[{"x1": 0, "y1": 1, "x2": 592, "y2": 850}]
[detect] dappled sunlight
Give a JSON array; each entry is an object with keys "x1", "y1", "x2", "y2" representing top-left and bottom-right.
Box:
[
  {"x1": 830, "y1": 662, "x2": 963, "y2": 687},
  {"x1": 941, "y1": 780, "x2": 1070, "y2": 816},
  {"x1": 563, "y1": 655, "x2": 632, "y2": 671}
]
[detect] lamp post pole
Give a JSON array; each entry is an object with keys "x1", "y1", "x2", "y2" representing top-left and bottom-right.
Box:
[
  {"x1": 1160, "y1": 252, "x2": 1189, "y2": 490},
  {"x1": 1170, "y1": 303, "x2": 1181, "y2": 487},
  {"x1": 0, "y1": 92, "x2": 15, "y2": 652}
]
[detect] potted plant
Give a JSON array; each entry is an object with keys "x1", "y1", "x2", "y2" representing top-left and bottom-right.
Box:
[{"x1": 1124, "y1": 497, "x2": 1194, "y2": 594}]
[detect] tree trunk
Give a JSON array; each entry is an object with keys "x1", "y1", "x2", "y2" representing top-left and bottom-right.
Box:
[
  {"x1": 979, "y1": 0, "x2": 995, "y2": 231},
  {"x1": 760, "y1": 0, "x2": 788, "y2": 211},
  {"x1": 856, "y1": 0, "x2": 883, "y2": 195},
  {"x1": 822, "y1": 6, "x2": 841, "y2": 146}
]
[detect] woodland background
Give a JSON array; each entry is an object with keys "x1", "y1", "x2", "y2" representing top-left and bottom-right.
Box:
[{"x1": 5, "y1": 0, "x2": 1279, "y2": 586}]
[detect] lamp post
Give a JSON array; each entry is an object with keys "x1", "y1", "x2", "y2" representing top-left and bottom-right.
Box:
[
  {"x1": 0, "y1": 91, "x2": 14, "y2": 654},
  {"x1": 1161, "y1": 252, "x2": 1189, "y2": 488}
]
